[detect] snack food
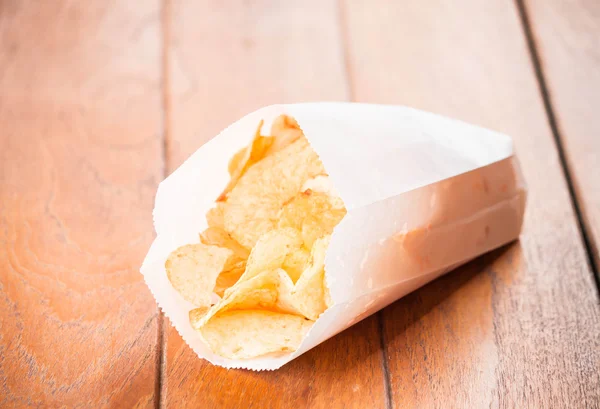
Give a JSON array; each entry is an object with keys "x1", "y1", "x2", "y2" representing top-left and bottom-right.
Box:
[
  {"x1": 142, "y1": 103, "x2": 526, "y2": 370},
  {"x1": 165, "y1": 116, "x2": 346, "y2": 359}
]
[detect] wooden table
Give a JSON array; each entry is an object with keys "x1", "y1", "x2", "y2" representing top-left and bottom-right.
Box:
[{"x1": 1, "y1": 1, "x2": 599, "y2": 408}]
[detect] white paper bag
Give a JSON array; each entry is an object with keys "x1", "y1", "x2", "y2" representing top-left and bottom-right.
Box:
[{"x1": 140, "y1": 103, "x2": 526, "y2": 370}]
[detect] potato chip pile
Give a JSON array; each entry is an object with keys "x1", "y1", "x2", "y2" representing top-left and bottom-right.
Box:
[{"x1": 166, "y1": 115, "x2": 347, "y2": 359}]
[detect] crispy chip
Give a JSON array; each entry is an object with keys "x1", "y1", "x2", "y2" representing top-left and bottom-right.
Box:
[
  {"x1": 282, "y1": 247, "x2": 310, "y2": 283},
  {"x1": 301, "y1": 175, "x2": 336, "y2": 196},
  {"x1": 170, "y1": 116, "x2": 349, "y2": 359},
  {"x1": 189, "y1": 252, "x2": 328, "y2": 359},
  {"x1": 300, "y1": 216, "x2": 328, "y2": 250},
  {"x1": 194, "y1": 269, "x2": 299, "y2": 329},
  {"x1": 213, "y1": 263, "x2": 246, "y2": 297},
  {"x1": 165, "y1": 243, "x2": 233, "y2": 307},
  {"x1": 271, "y1": 114, "x2": 300, "y2": 136},
  {"x1": 218, "y1": 120, "x2": 274, "y2": 201},
  {"x1": 189, "y1": 306, "x2": 210, "y2": 323},
  {"x1": 192, "y1": 268, "x2": 308, "y2": 359},
  {"x1": 278, "y1": 189, "x2": 346, "y2": 249},
  {"x1": 199, "y1": 227, "x2": 249, "y2": 261},
  {"x1": 266, "y1": 114, "x2": 304, "y2": 155},
  {"x1": 200, "y1": 310, "x2": 312, "y2": 359},
  {"x1": 234, "y1": 228, "x2": 303, "y2": 287},
  {"x1": 198, "y1": 227, "x2": 250, "y2": 295},
  {"x1": 192, "y1": 261, "x2": 326, "y2": 359},
  {"x1": 277, "y1": 190, "x2": 313, "y2": 231},
  {"x1": 223, "y1": 137, "x2": 326, "y2": 248},
  {"x1": 227, "y1": 147, "x2": 247, "y2": 177},
  {"x1": 291, "y1": 236, "x2": 330, "y2": 320},
  {"x1": 210, "y1": 276, "x2": 278, "y2": 320},
  {"x1": 206, "y1": 204, "x2": 225, "y2": 229}
]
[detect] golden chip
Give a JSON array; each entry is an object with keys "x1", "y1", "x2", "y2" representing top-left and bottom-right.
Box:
[
  {"x1": 234, "y1": 228, "x2": 304, "y2": 287},
  {"x1": 206, "y1": 203, "x2": 225, "y2": 229},
  {"x1": 291, "y1": 236, "x2": 330, "y2": 320},
  {"x1": 166, "y1": 116, "x2": 350, "y2": 360},
  {"x1": 223, "y1": 137, "x2": 326, "y2": 248},
  {"x1": 199, "y1": 227, "x2": 249, "y2": 261},
  {"x1": 227, "y1": 147, "x2": 246, "y2": 177},
  {"x1": 199, "y1": 227, "x2": 249, "y2": 294},
  {"x1": 192, "y1": 268, "x2": 308, "y2": 359},
  {"x1": 278, "y1": 189, "x2": 346, "y2": 248},
  {"x1": 213, "y1": 263, "x2": 246, "y2": 297},
  {"x1": 266, "y1": 114, "x2": 304, "y2": 155},
  {"x1": 165, "y1": 243, "x2": 233, "y2": 307},
  {"x1": 194, "y1": 269, "x2": 299, "y2": 329},
  {"x1": 282, "y1": 247, "x2": 311, "y2": 283},
  {"x1": 218, "y1": 120, "x2": 274, "y2": 201},
  {"x1": 301, "y1": 175, "x2": 336, "y2": 196},
  {"x1": 189, "y1": 306, "x2": 209, "y2": 324},
  {"x1": 200, "y1": 310, "x2": 312, "y2": 359}
]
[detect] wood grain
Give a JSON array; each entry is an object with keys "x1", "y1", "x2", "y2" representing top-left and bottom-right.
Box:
[
  {"x1": 341, "y1": 0, "x2": 600, "y2": 408},
  {"x1": 162, "y1": 1, "x2": 387, "y2": 408},
  {"x1": 0, "y1": 1, "x2": 162, "y2": 407},
  {"x1": 3, "y1": 1, "x2": 598, "y2": 407},
  {"x1": 524, "y1": 0, "x2": 600, "y2": 276}
]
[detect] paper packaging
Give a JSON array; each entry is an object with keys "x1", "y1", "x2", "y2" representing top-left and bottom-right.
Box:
[{"x1": 141, "y1": 103, "x2": 527, "y2": 370}]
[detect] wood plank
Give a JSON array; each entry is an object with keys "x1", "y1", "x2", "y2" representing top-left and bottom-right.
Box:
[
  {"x1": 524, "y1": 0, "x2": 600, "y2": 276},
  {"x1": 341, "y1": 1, "x2": 600, "y2": 408},
  {"x1": 0, "y1": 2, "x2": 162, "y2": 407},
  {"x1": 162, "y1": 1, "x2": 387, "y2": 408}
]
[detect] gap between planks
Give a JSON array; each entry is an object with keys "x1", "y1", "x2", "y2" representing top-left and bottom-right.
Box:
[
  {"x1": 337, "y1": 0, "x2": 393, "y2": 406},
  {"x1": 156, "y1": 0, "x2": 171, "y2": 408},
  {"x1": 513, "y1": 0, "x2": 600, "y2": 295}
]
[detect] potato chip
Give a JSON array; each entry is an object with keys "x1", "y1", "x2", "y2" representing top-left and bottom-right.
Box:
[
  {"x1": 216, "y1": 278, "x2": 277, "y2": 315},
  {"x1": 218, "y1": 120, "x2": 274, "y2": 201},
  {"x1": 199, "y1": 227, "x2": 249, "y2": 294},
  {"x1": 234, "y1": 228, "x2": 303, "y2": 287},
  {"x1": 168, "y1": 116, "x2": 349, "y2": 359},
  {"x1": 213, "y1": 263, "x2": 246, "y2": 297},
  {"x1": 190, "y1": 249, "x2": 328, "y2": 358},
  {"x1": 277, "y1": 190, "x2": 313, "y2": 231},
  {"x1": 199, "y1": 227, "x2": 249, "y2": 261},
  {"x1": 191, "y1": 268, "x2": 309, "y2": 358},
  {"x1": 291, "y1": 236, "x2": 330, "y2": 320},
  {"x1": 186, "y1": 242, "x2": 329, "y2": 358},
  {"x1": 300, "y1": 216, "x2": 327, "y2": 250},
  {"x1": 220, "y1": 115, "x2": 304, "y2": 204},
  {"x1": 270, "y1": 114, "x2": 299, "y2": 136},
  {"x1": 267, "y1": 114, "x2": 304, "y2": 155},
  {"x1": 200, "y1": 310, "x2": 312, "y2": 359},
  {"x1": 223, "y1": 137, "x2": 326, "y2": 248},
  {"x1": 278, "y1": 189, "x2": 346, "y2": 249},
  {"x1": 189, "y1": 306, "x2": 209, "y2": 323},
  {"x1": 203, "y1": 237, "x2": 327, "y2": 321},
  {"x1": 206, "y1": 204, "x2": 225, "y2": 229},
  {"x1": 227, "y1": 147, "x2": 247, "y2": 177},
  {"x1": 194, "y1": 269, "x2": 299, "y2": 328},
  {"x1": 301, "y1": 175, "x2": 337, "y2": 196},
  {"x1": 282, "y1": 247, "x2": 310, "y2": 283},
  {"x1": 165, "y1": 243, "x2": 233, "y2": 307}
]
